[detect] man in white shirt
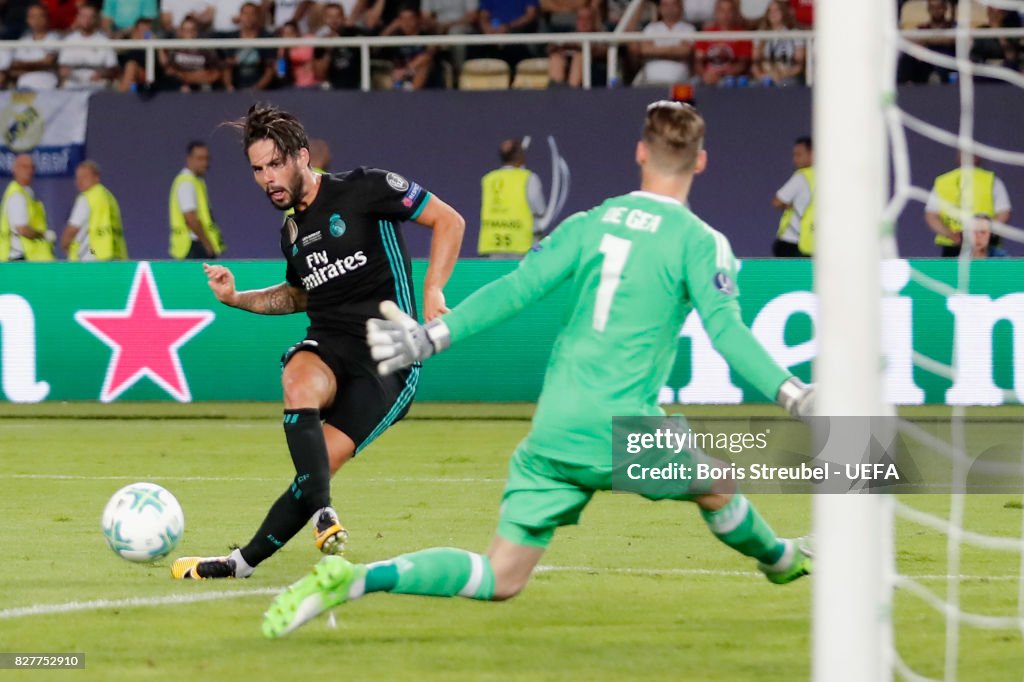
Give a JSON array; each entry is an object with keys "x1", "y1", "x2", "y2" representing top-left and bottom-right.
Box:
[
  {"x1": 1, "y1": 154, "x2": 54, "y2": 261},
  {"x1": 632, "y1": 0, "x2": 696, "y2": 85},
  {"x1": 9, "y1": 4, "x2": 60, "y2": 90},
  {"x1": 59, "y1": 5, "x2": 118, "y2": 89}
]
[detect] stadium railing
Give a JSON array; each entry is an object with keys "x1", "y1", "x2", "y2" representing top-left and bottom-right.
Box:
[{"x1": 0, "y1": 27, "x2": 1020, "y2": 92}]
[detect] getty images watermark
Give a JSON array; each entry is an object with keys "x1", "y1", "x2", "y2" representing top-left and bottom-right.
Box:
[{"x1": 611, "y1": 416, "x2": 1024, "y2": 495}]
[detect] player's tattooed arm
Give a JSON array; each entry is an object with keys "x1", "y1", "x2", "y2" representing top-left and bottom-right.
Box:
[
  {"x1": 204, "y1": 264, "x2": 307, "y2": 314},
  {"x1": 232, "y1": 283, "x2": 308, "y2": 315}
]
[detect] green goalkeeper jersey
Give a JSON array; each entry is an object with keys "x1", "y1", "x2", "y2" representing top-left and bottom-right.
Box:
[{"x1": 443, "y1": 191, "x2": 792, "y2": 464}]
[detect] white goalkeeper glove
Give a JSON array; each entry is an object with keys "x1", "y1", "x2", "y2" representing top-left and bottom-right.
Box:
[
  {"x1": 776, "y1": 377, "x2": 815, "y2": 419},
  {"x1": 366, "y1": 300, "x2": 451, "y2": 376}
]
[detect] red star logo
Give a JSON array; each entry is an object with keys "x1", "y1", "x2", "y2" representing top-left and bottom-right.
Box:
[{"x1": 75, "y1": 262, "x2": 214, "y2": 403}]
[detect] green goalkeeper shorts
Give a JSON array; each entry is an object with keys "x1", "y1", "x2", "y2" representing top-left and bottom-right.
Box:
[{"x1": 497, "y1": 444, "x2": 718, "y2": 549}]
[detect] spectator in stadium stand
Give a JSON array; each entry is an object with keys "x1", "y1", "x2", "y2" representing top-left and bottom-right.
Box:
[
  {"x1": 208, "y1": 0, "x2": 250, "y2": 36},
  {"x1": 160, "y1": 0, "x2": 215, "y2": 36},
  {"x1": 788, "y1": 0, "x2": 810, "y2": 27},
  {"x1": 223, "y1": 1, "x2": 276, "y2": 90},
  {"x1": 360, "y1": 0, "x2": 415, "y2": 34},
  {"x1": 0, "y1": 49, "x2": 10, "y2": 89},
  {"x1": 43, "y1": 0, "x2": 80, "y2": 32},
  {"x1": 739, "y1": 0, "x2": 769, "y2": 27},
  {"x1": 101, "y1": 0, "x2": 157, "y2": 37},
  {"x1": 474, "y1": 0, "x2": 540, "y2": 68},
  {"x1": 630, "y1": 0, "x2": 696, "y2": 87},
  {"x1": 277, "y1": 20, "x2": 324, "y2": 88},
  {"x1": 896, "y1": 0, "x2": 955, "y2": 84},
  {"x1": 59, "y1": 4, "x2": 119, "y2": 89},
  {"x1": 925, "y1": 154, "x2": 1012, "y2": 258},
  {"x1": 694, "y1": 0, "x2": 753, "y2": 86},
  {"x1": 117, "y1": 16, "x2": 156, "y2": 92},
  {"x1": 381, "y1": 7, "x2": 443, "y2": 90},
  {"x1": 751, "y1": 0, "x2": 805, "y2": 86},
  {"x1": 478, "y1": 137, "x2": 546, "y2": 258},
  {"x1": 420, "y1": 0, "x2": 477, "y2": 72},
  {"x1": 971, "y1": 5, "x2": 1022, "y2": 74},
  {"x1": 159, "y1": 16, "x2": 228, "y2": 91},
  {"x1": 265, "y1": 0, "x2": 315, "y2": 34},
  {"x1": 682, "y1": 0, "x2": 715, "y2": 28},
  {"x1": 8, "y1": 3, "x2": 60, "y2": 90},
  {"x1": 540, "y1": 0, "x2": 599, "y2": 31},
  {"x1": 0, "y1": 154, "x2": 55, "y2": 262},
  {"x1": 548, "y1": 4, "x2": 607, "y2": 87},
  {"x1": 313, "y1": 2, "x2": 363, "y2": 90},
  {"x1": 2, "y1": 0, "x2": 36, "y2": 39}
]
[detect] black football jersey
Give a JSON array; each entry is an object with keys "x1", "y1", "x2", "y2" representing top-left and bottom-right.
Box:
[{"x1": 282, "y1": 167, "x2": 430, "y2": 339}]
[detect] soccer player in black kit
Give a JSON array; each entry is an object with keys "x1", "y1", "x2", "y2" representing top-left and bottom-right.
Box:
[{"x1": 171, "y1": 104, "x2": 465, "y2": 580}]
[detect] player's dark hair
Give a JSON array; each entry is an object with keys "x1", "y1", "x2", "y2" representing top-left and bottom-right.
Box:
[
  {"x1": 186, "y1": 140, "x2": 207, "y2": 155},
  {"x1": 795, "y1": 135, "x2": 812, "y2": 150},
  {"x1": 499, "y1": 138, "x2": 524, "y2": 165},
  {"x1": 642, "y1": 100, "x2": 705, "y2": 175},
  {"x1": 231, "y1": 103, "x2": 310, "y2": 160}
]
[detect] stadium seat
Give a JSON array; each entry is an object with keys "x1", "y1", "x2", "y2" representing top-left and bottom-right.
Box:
[
  {"x1": 370, "y1": 59, "x2": 393, "y2": 90},
  {"x1": 458, "y1": 58, "x2": 511, "y2": 90},
  {"x1": 512, "y1": 58, "x2": 550, "y2": 89}
]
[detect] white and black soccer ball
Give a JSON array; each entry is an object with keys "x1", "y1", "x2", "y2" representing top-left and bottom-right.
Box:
[{"x1": 101, "y1": 482, "x2": 185, "y2": 562}]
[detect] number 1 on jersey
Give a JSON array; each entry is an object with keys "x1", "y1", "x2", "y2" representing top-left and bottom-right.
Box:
[{"x1": 593, "y1": 234, "x2": 632, "y2": 332}]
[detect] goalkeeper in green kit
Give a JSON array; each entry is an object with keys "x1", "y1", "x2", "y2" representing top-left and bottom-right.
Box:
[{"x1": 263, "y1": 101, "x2": 814, "y2": 638}]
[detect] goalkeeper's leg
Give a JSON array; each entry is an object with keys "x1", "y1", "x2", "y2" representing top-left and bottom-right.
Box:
[
  {"x1": 262, "y1": 537, "x2": 544, "y2": 638},
  {"x1": 696, "y1": 491, "x2": 811, "y2": 585}
]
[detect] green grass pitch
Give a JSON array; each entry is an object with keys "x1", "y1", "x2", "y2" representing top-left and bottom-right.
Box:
[{"x1": 0, "y1": 403, "x2": 1021, "y2": 680}]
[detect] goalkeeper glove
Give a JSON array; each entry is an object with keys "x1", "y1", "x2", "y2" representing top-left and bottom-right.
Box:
[
  {"x1": 776, "y1": 377, "x2": 815, "y2": 419},
  {"x1": 366, "y1": 300, "x2": 451, "y2": 376}
]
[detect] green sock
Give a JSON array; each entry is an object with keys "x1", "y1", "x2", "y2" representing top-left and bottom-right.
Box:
[
  {"x1": 700, "y1": 494, "x2": 785, "y2": 565},
  {"x1": 362, "y1": 548, "x2": 495, "y2": 600}
]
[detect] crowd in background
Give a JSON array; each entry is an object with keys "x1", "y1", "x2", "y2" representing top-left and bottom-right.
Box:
[{"x1": 0, "y1": 0, "x2": 818, "y2": 92}]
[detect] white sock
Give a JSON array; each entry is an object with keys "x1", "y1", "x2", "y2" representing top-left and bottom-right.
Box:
[{"x1": 229, "y1": 548, "x2": 256, "y2": 578}]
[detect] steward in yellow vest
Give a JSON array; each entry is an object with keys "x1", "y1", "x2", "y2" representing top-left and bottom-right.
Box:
[
  {"x1": 925, "y1": 164, "x2": 1009, "y2": 257},
  {"x1": 169, "y1": 141, "x2": 225, "y2": 259},
  {"x1": 478, "y1": 138, "x2": 545, "y2": 257},
  {"x1": 0, "y1": 154, "x2": 54, "y2": 262},
  {"x1": 771, "y1": 137, "x2": 814, "y2": 257},
  {"x1": 60, "y1": 160, "x2": 127, "y2": 261}
]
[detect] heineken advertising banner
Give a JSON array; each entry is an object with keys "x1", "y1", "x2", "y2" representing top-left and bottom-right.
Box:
[{"x1": 0, "y1": 259, "x2": 1020, "y2": 404}]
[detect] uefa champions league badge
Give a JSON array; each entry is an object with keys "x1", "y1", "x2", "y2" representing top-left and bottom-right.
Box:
[{"x1": 713, "y1": 271, "x2": 735, "y2": 295}]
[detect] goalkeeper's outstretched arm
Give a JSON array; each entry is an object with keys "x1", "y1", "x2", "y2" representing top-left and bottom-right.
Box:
[{"x1": 686, "y1": 228, "x2": 813, "y2": 418}]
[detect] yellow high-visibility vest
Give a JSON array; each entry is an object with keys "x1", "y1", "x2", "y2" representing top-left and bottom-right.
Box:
[
  {"x1": 478, "y1": 167, "x2": 534, "y2": 256},
  {"x1": 776, "y1": 167, "x2": 815, "y2": 255},
  {"x1": 932, "y1": 167, "x2": 995, "y2": 246},
  {"x1": 69, "y1": 183, "x2": 127, "y2": 261},
  {"x1": 0, "y1": 181, "x2": 53, "y2": 261},
  {"x1": 169, "y1": 170, "x2": 225, "y2": 259}
]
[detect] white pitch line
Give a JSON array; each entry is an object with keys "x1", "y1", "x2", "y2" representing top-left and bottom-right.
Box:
[
  {"x1": 0, "y1": 587, "x2": 278, "y2": 620},
  {"x1": 1, "y1": 566, "x2": 1015, "y2": 620}
]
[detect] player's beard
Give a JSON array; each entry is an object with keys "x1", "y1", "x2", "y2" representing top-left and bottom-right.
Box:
[{"x1": 267, "y1": 174, "x2": 305, "y2": 211}]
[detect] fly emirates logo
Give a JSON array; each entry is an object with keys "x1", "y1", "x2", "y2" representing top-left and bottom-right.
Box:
[{"x1": 301, "y1": 250, "x2": 368, "y2": 290}]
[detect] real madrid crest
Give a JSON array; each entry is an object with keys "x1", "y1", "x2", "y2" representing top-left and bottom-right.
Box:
[{"x1": 285, "y1": 216, "x2": 298, "y2": 245}]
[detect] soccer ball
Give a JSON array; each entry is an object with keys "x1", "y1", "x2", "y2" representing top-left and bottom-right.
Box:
[{"x1": 101, "y1": 482, "x2": 185, "y2": 562}]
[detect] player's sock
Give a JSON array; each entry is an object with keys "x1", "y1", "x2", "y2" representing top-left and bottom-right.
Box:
[
  {"x1": 700, "y1": 493, "x2": 786, "y2": 565},
  {"x1": 239, "y1": 487, "x2": 309, "y2": 566},
  {"x1": 283, "y1": 408, "x2": 332, "y2": 513},
  {"x1": 348, "y1": 548, "x2": 495, "y2": 601}
]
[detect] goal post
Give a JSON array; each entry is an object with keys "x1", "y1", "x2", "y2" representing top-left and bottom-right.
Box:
[{"x1": 812, "y1": 0, "x2": 892, "y2": 680}]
